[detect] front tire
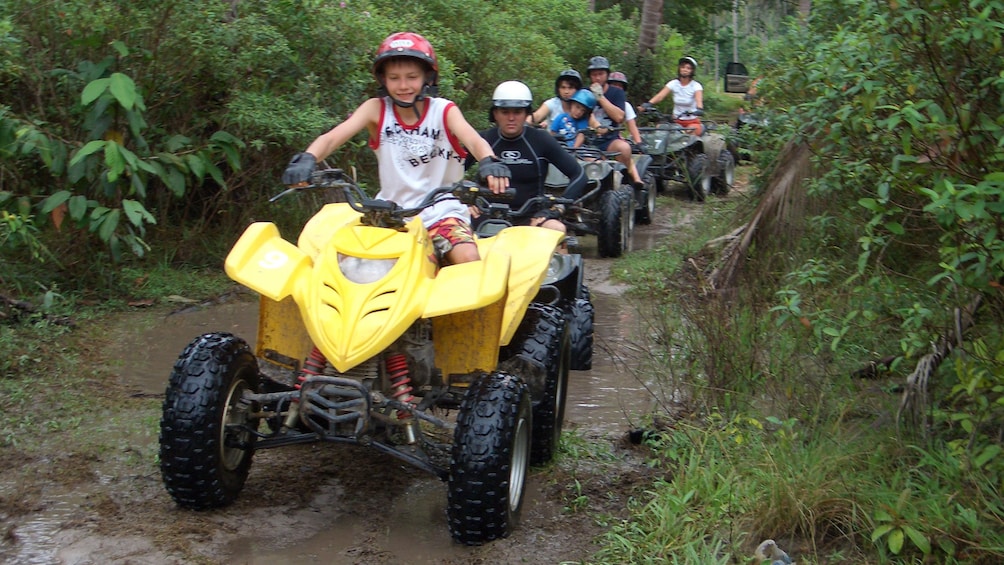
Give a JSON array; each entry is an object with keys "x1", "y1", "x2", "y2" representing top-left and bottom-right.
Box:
[
  {"x1": 686, "y1": 153, "x2": 712, "y2": 201},
  {"x1": 712, "y1": 149, "x2": 735, "y2": 195},
  {"x1": 448, "y1": 372, "x2": 532, "y2": 545},
  {"x1": 636, "y1": 169, "x2": 657, "y2": 225},
  {"x1": 597, "y1": 189, "x2": 624, "y2": 258},
  {"x1": 160, "y1": 332, "x2": 260, "y2": 509}
]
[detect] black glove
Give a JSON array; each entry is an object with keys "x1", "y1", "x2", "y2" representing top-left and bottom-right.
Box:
[
  {"x1": 641, "y1": 102, "x2": 655, "y2": 112},
  {"x1": 693, "y1": 108, "x2": 705, "y2": 117},
  {"x1": 282, "y1": 152, "x2": 316, "y2": 186},
  {"x1": 478, "y1": 156, "x2": 511, "y2": 182}
]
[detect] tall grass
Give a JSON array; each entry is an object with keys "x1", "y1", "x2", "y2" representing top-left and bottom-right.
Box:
[{"x1": 587, "y1": 173, "x2": 1004, "y2": 563}]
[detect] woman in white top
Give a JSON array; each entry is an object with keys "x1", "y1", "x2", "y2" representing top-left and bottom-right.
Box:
[{"x1": 643, "y1": 56, "x2": 705, "y2": 135}]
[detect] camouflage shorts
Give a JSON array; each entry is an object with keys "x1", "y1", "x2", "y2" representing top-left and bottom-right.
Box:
[{"x1": 428, "y1": 217, "x2": 476, "y2": 260}]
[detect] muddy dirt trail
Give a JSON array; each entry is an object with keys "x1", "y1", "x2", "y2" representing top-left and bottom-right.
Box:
[{"x1": 1, "y1": 188, "x2": 709, "y2": 565}]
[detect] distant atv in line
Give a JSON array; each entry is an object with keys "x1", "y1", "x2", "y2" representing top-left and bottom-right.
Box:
[{"x1": 637, "y1": 108, "x2": 734, "y2": 201}]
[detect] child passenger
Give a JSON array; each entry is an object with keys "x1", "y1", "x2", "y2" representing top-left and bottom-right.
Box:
[{"x1": 550, "y1": 89, "x2": 596, "y2": 148}]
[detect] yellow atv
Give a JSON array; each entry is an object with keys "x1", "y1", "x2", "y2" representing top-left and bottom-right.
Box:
[{"x1": 158, "y1": 169, "x2": 571, "y2": 545}]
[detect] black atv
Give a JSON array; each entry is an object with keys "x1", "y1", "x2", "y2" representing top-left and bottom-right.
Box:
[
  {"x1": 542, "y1": 133, "x2": 634, "y2": 258},
  {"x1": 474, "y1": 193, "x2": 595, "y2": 372},
  {"x1": 637, "y1": 108, "x2": 734, "y2": 201}
]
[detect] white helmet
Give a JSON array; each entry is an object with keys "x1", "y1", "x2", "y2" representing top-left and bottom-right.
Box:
[
  {"x1": 492, "y1": 80, "x2": 533, "y2": 109},
  {"x1": 678, "y1": 56, "x2": 698, "y2": 78},
  {"x1": 490, "y1": 80, "x2": 533, "y2": 122}
]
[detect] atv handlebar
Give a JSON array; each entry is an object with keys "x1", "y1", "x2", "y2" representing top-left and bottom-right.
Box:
[
  {"x1": 639, "y1": 107, "x2": 704, "y2": 124},
  {"x1": 272, "y1": 168, "x2": 512, "y2": 229},
  {"x1": 478, "y1": 193, "x2": 575, "y2": 221}
]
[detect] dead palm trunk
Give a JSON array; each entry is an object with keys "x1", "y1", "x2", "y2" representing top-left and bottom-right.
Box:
[
  {"x1": 897, "y1": 294, "x2": 984, "y2": 438},
  {"x1": 708, "y1": 139, "x2": 814, "y2": 290}
]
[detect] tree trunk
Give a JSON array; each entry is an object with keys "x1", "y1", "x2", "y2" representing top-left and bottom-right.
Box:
[
  {"x1": 799, "y1": 0, "x2": 811, "y2": 23},
  {"x1": 638, "y1": 0, "x2": 663, "y2": 54}
]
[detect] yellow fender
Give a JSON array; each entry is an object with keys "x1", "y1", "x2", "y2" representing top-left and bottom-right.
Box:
[{"x1": 226, "y1": 203, "x2": 561, "y2": 374}]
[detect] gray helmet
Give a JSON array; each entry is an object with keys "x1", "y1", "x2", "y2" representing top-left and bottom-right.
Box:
[
  {"x1": 554, "y1": 68, "x2": 583, "y2": 98},
  {"x1": 587, "y1": 56, "x2": 610, "y2": 72}
]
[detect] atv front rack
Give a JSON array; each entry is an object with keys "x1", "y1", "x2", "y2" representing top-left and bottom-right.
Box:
[{"x1": 244, "y1": 376, "x2": 456, "y2": 479}]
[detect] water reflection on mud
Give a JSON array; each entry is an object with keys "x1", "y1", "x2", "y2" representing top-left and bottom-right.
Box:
[
  {"x1": 104, "y1": 300, "x2": 258, "y2": 395},
  {"x1": 567, "y1": 291, "x2": 655, "y2": 435}
]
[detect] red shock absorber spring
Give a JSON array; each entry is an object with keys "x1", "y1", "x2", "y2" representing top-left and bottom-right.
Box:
[
  {"x1": 385, "y1": 353, "x2": 414, "y2": 418},
  {"x1": 297, "y1": 347, "x2": 327, "y2": 389}
]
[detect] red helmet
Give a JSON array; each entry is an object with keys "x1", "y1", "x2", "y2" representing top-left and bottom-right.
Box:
[
  {"x1": 373, "y1": 32, "x2": 439, "y2": 85},
  {"x1": 608, "y1": 71, "x2": 628, "y2": 87}
]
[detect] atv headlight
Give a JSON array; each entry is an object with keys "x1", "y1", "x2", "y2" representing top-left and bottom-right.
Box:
[
  {"x1": 337, "y1": 254, "x2": 397, "y2": 284},
  {"x1": 584, "y1": 162, "x2": 608, "y2": 181}
]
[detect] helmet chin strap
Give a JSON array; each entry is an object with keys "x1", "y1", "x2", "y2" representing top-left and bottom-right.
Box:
[{"x1": 388, "y1": 84, "x2": 432, "y2": 121}]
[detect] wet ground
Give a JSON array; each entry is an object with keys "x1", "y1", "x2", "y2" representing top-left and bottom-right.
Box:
[{"x1": 1, "y1": 188, "x2": 705, "y2": 564}]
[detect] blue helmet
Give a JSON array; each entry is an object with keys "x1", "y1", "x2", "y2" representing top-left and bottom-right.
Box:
[{"x1": 569, "y1": 89, "x2": 596, "y2": 112}]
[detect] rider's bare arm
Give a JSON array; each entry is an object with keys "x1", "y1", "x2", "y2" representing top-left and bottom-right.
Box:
[
  {"x1": 594, "y1": 93, "x2": 625, "y2": 123},
  {"x1": 304, "y1": 98, "x2": 382, "y2": 162},
  {"x1": 647, "y1": 85, "x2": 671, "y2": 106},
  {"x1": 528, "y1": 103, "x2": 549, "y2": 126}
]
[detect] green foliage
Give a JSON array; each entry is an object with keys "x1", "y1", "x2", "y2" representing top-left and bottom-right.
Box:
[
  {"x1": 0, "y1": 0, "x2": 664, "y2": 294},
  {"x1": 774, "y1": 0, "x2": 1004, "y2": 293},
  {"x1": 0, "y1": 195, "x2": 55, "y2": 264},
  {"x1": 1, "y1": 2, "x2": 247, "y2": 268},
  {"x1": 602, "y1": 0, "x2": 1004, "y2": 561},
  {"x1": 591, "y1": 408, "x2": 1004, "y2": 563}
]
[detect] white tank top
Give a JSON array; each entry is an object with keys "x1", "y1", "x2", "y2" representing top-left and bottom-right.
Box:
[{"x1": 369, "y1": 97, "x2": 469, "y2": 227}]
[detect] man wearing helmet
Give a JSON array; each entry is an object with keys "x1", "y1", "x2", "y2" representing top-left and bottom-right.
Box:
[
  {"x1": 642, "y1": 56, "x2": 705, "y2": 135},
  {"x1": 281, "y1": 32, "x2": 510, "y2": 266},
  {"x1": 471, "y1": 81, "x2": 586, "y2": 248},
  {"x1": 527, "y1": 69, "x2": 583, "y2": 129},
  {"x1": 585, "y1": 56, "x2": 644, "y2": 190}
]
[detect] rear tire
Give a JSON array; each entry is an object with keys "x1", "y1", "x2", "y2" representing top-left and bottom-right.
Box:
[
  {"x1": 568, "y1": 297, "x2": 594, "y2": 371},
  {"x1": 448, "y1": 372, "x2": 532, "y2": 545},
  {"x1": 501, "y1": 303, "x2": 571, "y2": 464},
  {"x1": 618, "y1": 186, "x2": 635, "y2": 256},
  {"x1": 636, "y1": 169, "x2": 656, "y2": 225},
  {"x1": 160, "y1": 332, "x2": 260, "y2": 509},
  {"x1": 655, "y1": 176, "x2": 667, "y2": 194},
  {"x1": 597, "y1": 189, "x2": 623, "y2": 258}
]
